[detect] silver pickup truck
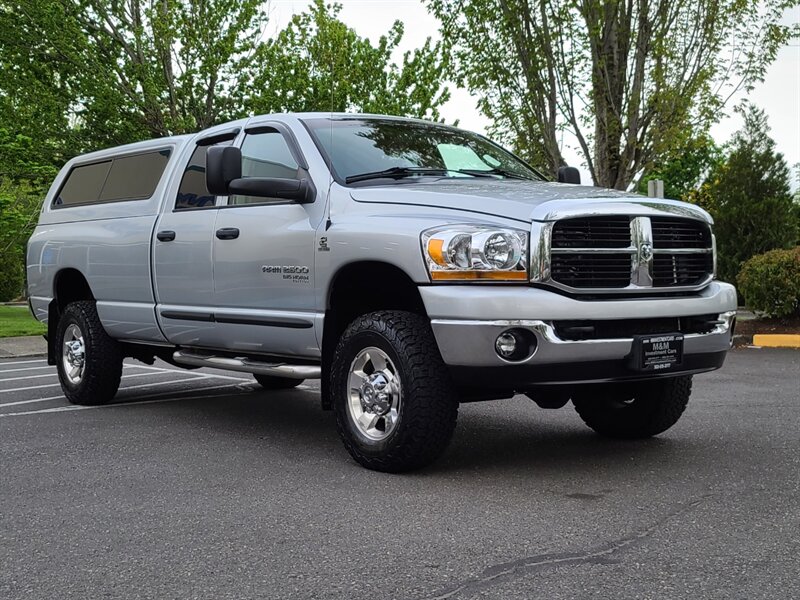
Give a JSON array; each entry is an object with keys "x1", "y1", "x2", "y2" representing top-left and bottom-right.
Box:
[{"x1": 26, "y1": 113, "x2": 737, "y2": 471}]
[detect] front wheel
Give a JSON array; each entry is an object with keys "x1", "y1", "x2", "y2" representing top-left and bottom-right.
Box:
[
  {"x1": 331, "y1": 310, "x2": 458, "y2": 472},
  {"x1": 572, "y1": 376, "x2": 692, "y2": 439},
  {"x1": 55, "y1": 301, "x2": 123, "y2": 405}
]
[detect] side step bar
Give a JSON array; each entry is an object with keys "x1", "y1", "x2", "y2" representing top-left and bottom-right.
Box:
[{"x1": 172, "y1": 350, "x2": 320, "y2": 379}]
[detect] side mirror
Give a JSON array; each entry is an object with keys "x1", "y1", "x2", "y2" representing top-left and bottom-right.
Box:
[
  {"x1": 557, "y1": 166, "x2": 581, "y2": 185},
  {"x1": 206, "y1": 145, "x2": 314, "y2": 203},
  {"x1": 228, "y1": 177, "x2": 315, "y2": 204},
  {"x1": 206, "y1": 146, "x2": 242, "y2": 195}
]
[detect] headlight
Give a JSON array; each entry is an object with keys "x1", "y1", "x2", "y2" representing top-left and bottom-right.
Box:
[{"x1": 421, "y1": 225, "x2": 528, "y2": 281}]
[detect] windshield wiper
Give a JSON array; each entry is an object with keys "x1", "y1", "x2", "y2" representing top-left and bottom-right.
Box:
[
  {"x1": 456, "y1": 168, "x2": 531, "y2": 180},
  {"x1": 345, "y1": 166, "x2": 450, "y2": 184}
]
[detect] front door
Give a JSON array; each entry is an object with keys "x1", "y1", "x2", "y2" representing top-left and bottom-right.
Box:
[{"x1": 210, "y1": 126, "x2": 319, "y2": 358}]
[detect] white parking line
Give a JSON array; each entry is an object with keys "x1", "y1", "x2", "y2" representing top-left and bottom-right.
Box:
[
  {"x1": 0, "y1": 375, "x2": 216, "y2": 408},
  {"x1": 0, "y1": 358, "x2": 47, "y2": 366},
  {"x1": 0, "y1": 384, "x2": 251, "y2": 418},
  {"x1": 0, "y1": 370, "x2": 173, "y2": 395},
  {"x1": 0, "y1": 372, "x2": 61, "y2": 383},
  {"x1": 0, "y1": 363, "x2": 151, "y2": 383},
  {"x1": 0, "y1": 365, "x2": 55, "y2": 374}
]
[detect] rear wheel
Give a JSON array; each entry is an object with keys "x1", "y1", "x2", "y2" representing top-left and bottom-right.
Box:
[
  {"x1": 253, "y1": 374, "x2": 304, "y2": 389},
  {"x1": 572, "y1": 376, "x2": 692, "y2": 439},
  {"x1": 55, "y1": 301, "x2": 123, "y2": 405},
  {"x1": 331, "y1": 310, "x2": 458, "y2": 472}
]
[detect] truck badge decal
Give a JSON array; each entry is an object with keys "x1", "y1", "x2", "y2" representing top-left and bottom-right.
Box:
[
  {"x1": 318, "y1": 237, "x2": 330, "y2": 252},
  {"x1": 261, "y1": 265, "x2": 311, "y2": 284}
]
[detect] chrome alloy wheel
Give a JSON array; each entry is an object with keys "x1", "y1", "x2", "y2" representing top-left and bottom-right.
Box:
[
  {"x1": 347, "y1": 347, "x2": 402, "y2": 441},
  {"x1": 62, "y1": 323, "x2": 86, "y2": 384}
]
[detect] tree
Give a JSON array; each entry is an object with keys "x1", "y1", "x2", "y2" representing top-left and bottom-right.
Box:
[
  {"x1": 688, "y1": 105, "x2": 798, "y2": 284},
  {"x1": 0, "y1": 129, "x2": 56, "y2": 300},
  {"x1": 247, "y1": 0, "x2": 449, "y2": 119},
  {"x1": 1, "y1": 0, "x2": 269, "y2": 148},
  {"x1": 427, "y1": 0, "x2": 797, "y2": 188},
  {"x1": 2, "y1": 1, "x2": 450, "y2": 148},
  {"x1": 636, "y1": 133, "x2": 721, "y2": 201}
]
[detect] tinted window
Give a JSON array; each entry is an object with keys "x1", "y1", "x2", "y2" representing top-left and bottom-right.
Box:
[
  {"x1": 99, "y1": 150, "x2": 171, "y2": 202},
  {"x1": 229, "y1": 131, "x2": 300, "y2": 206},
  {"x1": 302, "y1": 118, "x2": 543, "y2": 184},
  {"x1": 55, "y1": 161, "x2": 111, "y2": 206},
  {"x1": 54, "y1": 149, "x2": 171, "y2": 207}
]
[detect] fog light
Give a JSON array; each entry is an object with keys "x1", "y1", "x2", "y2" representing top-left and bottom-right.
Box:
[
  {"x1": 495, "y1": 328, "x2": 538, "y2": 361},
  {"x1": 496, "y1": 332, "x2": 518, "y2": 358}
]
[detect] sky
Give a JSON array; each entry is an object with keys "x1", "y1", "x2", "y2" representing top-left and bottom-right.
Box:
[{"x1": 267, "y1": 0, "x2": 800, "y2": 187}]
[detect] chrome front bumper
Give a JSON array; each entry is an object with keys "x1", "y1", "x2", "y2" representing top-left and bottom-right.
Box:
[{"x1": 421, "y1": 281, "x2": 737, "y2": 383}]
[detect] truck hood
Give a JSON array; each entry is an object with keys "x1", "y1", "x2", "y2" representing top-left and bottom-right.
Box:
[{"x1": 349, "y1": 180, "x2": 711, "y2": 223}]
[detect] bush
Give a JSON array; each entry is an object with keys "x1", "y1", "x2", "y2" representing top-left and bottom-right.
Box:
[
  {"x1": 0, "y1": 246, "x2": 25, "y2": 302},
  {"x1": 737, "y1": 247, "x2": 800, "y2": 318}
]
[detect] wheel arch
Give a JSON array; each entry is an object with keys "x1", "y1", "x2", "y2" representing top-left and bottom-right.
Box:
[
  {"x1": 46, "y1": 268, "x2": 95, "y2": 364},
  {"x1": 320, "y1": 260, "x2": 428, "y2": 409}
]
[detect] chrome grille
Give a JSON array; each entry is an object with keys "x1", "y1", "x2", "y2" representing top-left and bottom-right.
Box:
[
  {"x1": 651, "y1": 217, "x2": 711, "y2": 249},
  {"x1": 545, "y1": 215, "x2": 714, "y2": 291},
  {"x1": 551, "y1": 253, "x2": 632, "y2": 288},
  {"x1": 551, "y1": 216, "x2": 630, "y2": 249},
  {"x1": 653, "y1": 254, "x2": 714, "y2": 287}
]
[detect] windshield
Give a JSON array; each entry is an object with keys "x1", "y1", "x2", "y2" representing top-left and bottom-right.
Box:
[{"x1": 302, "y1": 117, "x2": 545, "y2": 185}]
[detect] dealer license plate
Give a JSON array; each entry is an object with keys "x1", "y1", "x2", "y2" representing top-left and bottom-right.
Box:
[{"x1": 629, "y1": 333, "x2": 684, "y2": 372}]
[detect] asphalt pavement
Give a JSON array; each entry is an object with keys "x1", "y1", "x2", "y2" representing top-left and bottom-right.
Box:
[{"x1": 1, "y1": 348, "x2": 798, "y2": 599}]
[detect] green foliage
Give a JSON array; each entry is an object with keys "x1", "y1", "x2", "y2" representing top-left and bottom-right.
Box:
[
  {"x1": 688, "y1": 105, "x2": 798, "y2": 284},
  {"x1": 637, "y1": 134, "x2": 721, "y2": 201},
  {"x1": 1, "y1": 0, "x2": 269, "y2": 146},
  {"x1": 248, "y1": 1, "x2": 449, "y2": 119},
  {"x1": 737, "y1": 247, "x2": 800, "y2": 318},
  {"x1": 0, "y1": 177, "x2": 44, "y2": 301},
  {"x1": 2, "y1": 1, "x2": 449, "y2": 151},
  {"x1": 0, "y1": 128, "x2": 50, "y2": 301},
  {"x1": 427, "y1": 0, "x2": 798, "y2": 187}
]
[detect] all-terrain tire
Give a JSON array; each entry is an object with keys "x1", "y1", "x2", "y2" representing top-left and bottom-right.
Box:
[
  {"x1": 572, "y1": 376, "x2": 692, "y2": 439},
  {"x1": 331, "y1": 310, "x2": 458, "y2": 472},
  {"x1": 55, "y1": 301, "x2": 123, "y2": 405},
  {"x1": 253, "y1": 374, "x2": 304, "y2": 389}
]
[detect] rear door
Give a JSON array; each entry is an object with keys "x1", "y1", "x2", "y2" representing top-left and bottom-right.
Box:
[
  {"x1": 210, "y1": 123, "x2": 319, "y2": 357},
  {"x1": 152, "y1": 131, "x2": 238, "y2": 346}
]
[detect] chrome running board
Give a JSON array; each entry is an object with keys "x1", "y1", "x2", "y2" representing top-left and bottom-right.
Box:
[{"x1": 172, "y1": 350, "x2": 320, "y2": 379}]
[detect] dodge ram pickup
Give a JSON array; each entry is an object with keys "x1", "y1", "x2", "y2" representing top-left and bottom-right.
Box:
[{"x1": 26, "y1": 113, "x2": 738, "y2": 471}]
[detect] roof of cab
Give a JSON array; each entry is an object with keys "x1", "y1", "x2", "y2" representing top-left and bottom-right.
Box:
[{"x1": 68, "y1": 112, "x2": 448, "y2": 167}]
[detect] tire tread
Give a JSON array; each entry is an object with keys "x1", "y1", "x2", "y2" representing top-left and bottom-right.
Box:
[
  {"x1": 331, "y1": 310, "x2": 458, "y2": 472},
  {"x1": 57, "y1": 301, "x2": 123, "y2": 406}
]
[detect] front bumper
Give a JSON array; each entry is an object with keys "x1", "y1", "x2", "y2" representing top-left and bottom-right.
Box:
[{"x1": 421, "y1": 281, "x2": 737, "y2": 386}]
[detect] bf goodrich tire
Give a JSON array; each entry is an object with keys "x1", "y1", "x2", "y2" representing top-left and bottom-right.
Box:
[
  {"x1": 253, "y1": 374, "x2": 304, "y2": 389},
  {"x1": 572, "y1": 375, "x2": 692, "y2": 439},
  {"x1": 331, "y1": 310, "x2": 458, "y2": 473},
  {"x1": 55, "y1": 301, "x2": 123, "y2": 405}
]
